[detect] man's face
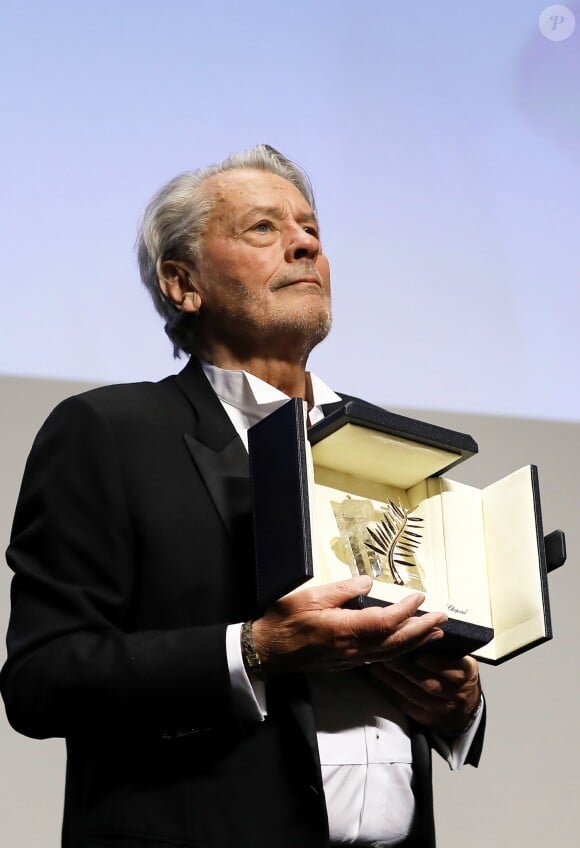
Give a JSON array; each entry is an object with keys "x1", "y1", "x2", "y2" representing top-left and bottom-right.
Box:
[{"x1": 191, "y1": 168, "x2": 331, "y2": 359}]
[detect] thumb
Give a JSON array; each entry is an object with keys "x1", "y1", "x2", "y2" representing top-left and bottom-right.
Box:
[{"x1": 309, "y1": 575, "x2": 373, "y2": 609}]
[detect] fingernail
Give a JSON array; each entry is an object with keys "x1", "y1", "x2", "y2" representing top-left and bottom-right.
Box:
[
  {"x1": 409, "y1": 592, "x2": 425, "y2": 604},
  {"x1": 356, "y1": 576, "x2": 372, "y2": 592}
]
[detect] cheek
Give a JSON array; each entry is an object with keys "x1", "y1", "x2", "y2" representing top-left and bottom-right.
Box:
[
  {"x1": 226, "y1": 249, "x2": 276, "y2": 284},
  {"x1": 317, "y1": 255, "x2": 331, "y2": 293},
  {"x1": 241, "y1": 258, "x2": 283, "y2": 296}
]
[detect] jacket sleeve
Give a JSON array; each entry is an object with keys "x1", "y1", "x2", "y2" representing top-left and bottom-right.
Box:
[{"x1": 1, "y1": 394, "x2": 236, "y2": 740}]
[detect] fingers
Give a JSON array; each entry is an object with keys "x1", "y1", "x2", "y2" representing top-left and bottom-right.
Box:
[
  {"x1": 412, "y1": 652, "x2": 479, "y2": 679},
  {"x1": 287, "y1": 576, "x2": 432, "y2": 627},
  {"x1": 347, "y1": 593, "x2": 442, "y2": 638},
  {"x1": 384, "y1": 654, "x2": 479, "y2": 692},
  {"x1": 290, "y1": 579, "x2": 447, "y2": 652},
  {"x1": 253, "y1": 578, "x2": 450, "y2": 675},
  {"x1": 369, "y1": 654, "x2": 481, "y2": 733},
  {"x1": 373, "y1": 654, "x2": 478, "y2": 695},
  {"x1": 371, "y1": 663, "x2": 435, "y2": 710},
  {"x1": 283, "y1": 575, "x2": 373, "y2": 612},
  {"x1": 345, "y1": 594, "x2": 447, "y2": 660}
]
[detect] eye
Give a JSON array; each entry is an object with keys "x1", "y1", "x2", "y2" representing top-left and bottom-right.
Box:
[
  {"x1": 253, "y1": 221, "x2": 273, "y2": 233},
  {"x1": 304, "y1": 225, "x2": 320, "y2": 239}
]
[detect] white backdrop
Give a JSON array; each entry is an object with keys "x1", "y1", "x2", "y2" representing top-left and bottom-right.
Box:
[{"x1": 1, "y1": 0, "x2": 579, "y2": 419}]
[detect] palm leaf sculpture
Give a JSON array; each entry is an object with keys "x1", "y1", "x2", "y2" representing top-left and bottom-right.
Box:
[{"x1": 364, "y1": 501, "x2": 423, "y2": 586}]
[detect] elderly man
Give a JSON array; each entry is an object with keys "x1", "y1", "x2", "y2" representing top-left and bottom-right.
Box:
[{"x1": 1, "y1": 145, "x2": 482, "y2": 848}]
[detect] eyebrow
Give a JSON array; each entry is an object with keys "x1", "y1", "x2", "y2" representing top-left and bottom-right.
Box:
[{"x1": 238, "y1": 204, "x2": 319, "y2": 226}]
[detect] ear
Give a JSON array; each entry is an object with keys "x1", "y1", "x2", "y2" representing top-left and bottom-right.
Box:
[{"x1": 159, "y1": 260, "x2": 202, "y2": 314}]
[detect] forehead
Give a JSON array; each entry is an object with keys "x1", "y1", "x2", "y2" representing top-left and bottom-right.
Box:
[{"x1": 199, "y1": 168, "x2": 313, "y2": 221}]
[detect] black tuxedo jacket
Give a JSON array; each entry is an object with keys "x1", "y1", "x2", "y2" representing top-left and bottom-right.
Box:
[{"x1": 2, "y1": 357, "x2": 482, "y2": 848}]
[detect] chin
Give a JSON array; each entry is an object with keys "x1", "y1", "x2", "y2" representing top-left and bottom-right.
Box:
[{"x1": 281, "y1": 308, "x2": 332, "y2": 352}]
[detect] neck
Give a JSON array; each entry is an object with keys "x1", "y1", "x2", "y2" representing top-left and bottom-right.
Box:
[{"x1": 200, "y1": 347, "x2": 310, "y2": 400}]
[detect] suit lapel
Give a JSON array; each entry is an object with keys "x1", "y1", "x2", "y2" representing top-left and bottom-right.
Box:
[
  {"x1": 183, "y1": 434, "x2": 251, "y2": 546},
  {"x1": 176, "y1": 357, "x2": 252, "y2": 548},
  {"x1": 175, "y1": 362, "x2": 346, "y2": 549}
]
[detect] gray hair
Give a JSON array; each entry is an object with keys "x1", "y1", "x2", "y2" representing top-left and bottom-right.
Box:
[{"x1": 136, "y1": 144, "x2": 317, "y2": 357}]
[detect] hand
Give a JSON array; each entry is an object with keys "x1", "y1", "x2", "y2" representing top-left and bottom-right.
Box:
[
  {"x1": 369, "y1": 652, "x2": 481, "y2": 736},
  {"x1": 251, "y1": 576, "x2": 447, "y2": 675}
]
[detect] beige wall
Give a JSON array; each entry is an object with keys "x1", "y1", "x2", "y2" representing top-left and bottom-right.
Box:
[
  {"x1": 1, "y1": 376, "x2": 578, "y2": 846},
  {"x1": 409, "y1": 408, "x2": 579, "y2": 848},
  {"x1": 1, "y1": 376, "x2": 96, "y2": 845}
]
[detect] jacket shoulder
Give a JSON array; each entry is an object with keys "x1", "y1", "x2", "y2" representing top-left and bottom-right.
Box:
[{"x1": 44, "y1": 373, "x2": 183, "y2": 427}]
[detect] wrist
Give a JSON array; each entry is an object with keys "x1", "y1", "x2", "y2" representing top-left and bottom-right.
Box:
[
  {"x1": 241, "y1": 620, "x2": 264, "y2": 678},
  {"x1": 461, "y1": 692, "x2": 483, "y2": 733},
  {"x1": 442, "y1": 692, "x2": 483, "y2": 739}
]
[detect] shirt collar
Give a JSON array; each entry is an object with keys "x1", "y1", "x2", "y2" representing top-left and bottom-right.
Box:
[{"x1": 201, "y1": 360, "x2": 341, "y2": 419}]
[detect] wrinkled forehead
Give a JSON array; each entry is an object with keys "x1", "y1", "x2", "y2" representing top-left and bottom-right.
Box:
[{"x1": 199, "y1": 168, "x2": 315, "y2": 223}]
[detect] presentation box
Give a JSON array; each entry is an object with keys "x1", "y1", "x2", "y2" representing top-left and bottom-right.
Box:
[{"x1": 248, "y1": 399, "x2": 565, "y2": 664}]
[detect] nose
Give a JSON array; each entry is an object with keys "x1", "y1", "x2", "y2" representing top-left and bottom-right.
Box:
[{"x1": 284, "y1": 224, "x2": 320, "y2": 262}]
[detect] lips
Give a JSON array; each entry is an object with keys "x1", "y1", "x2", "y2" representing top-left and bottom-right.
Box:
[
  {"x1": 287, "y1": 278, "x2": 320, "y2": 287},
  {"x1": 273, "y1": 275, "x2": 322, "y2": 290}
]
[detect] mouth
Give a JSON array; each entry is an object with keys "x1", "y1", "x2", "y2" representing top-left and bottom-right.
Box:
[{"x1": 273, "y1": 276, "x2": 322, "y2": 290}]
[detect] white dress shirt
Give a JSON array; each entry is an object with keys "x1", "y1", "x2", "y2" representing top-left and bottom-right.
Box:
[{"x1": 203, "y1": 361, "x2": 482, "y2": 846}]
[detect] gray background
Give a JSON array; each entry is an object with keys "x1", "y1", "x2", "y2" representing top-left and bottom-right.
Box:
[{"x1": 1, "y1": 374, "x2": 577, "y2": 846}]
